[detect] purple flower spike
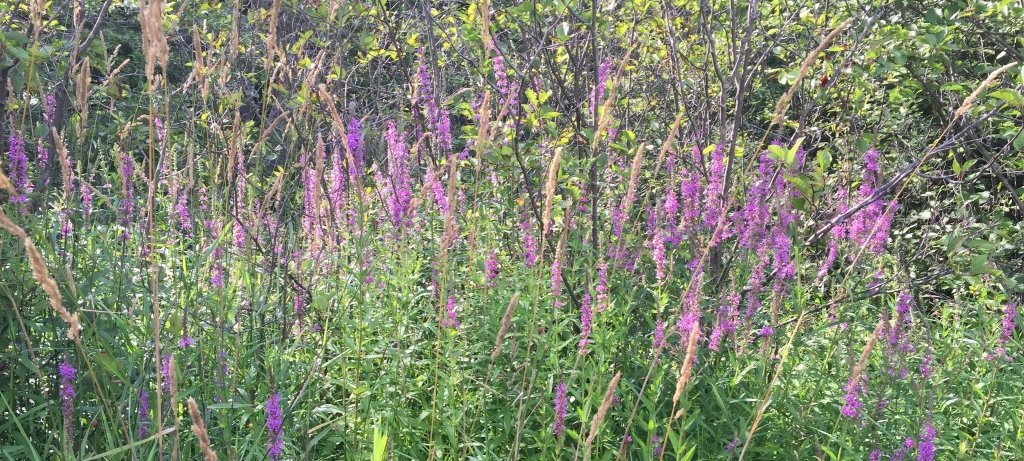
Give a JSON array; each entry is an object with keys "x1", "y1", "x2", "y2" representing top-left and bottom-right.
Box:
[
  {"x1": 266, "y1": 393, "x2": 284, "y2": 460},
  {"x1": 553, "y1": 381, "x2": 568, "y2": 437}
]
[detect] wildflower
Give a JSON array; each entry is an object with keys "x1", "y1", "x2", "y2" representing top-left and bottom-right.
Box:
[
  {"x1": 579, "y1": 293, "x2": 593, "y2": 352},
  {"x1": 652, "y1": 320, "x2": 666, "y2": 351},
  {"x1": 175, "y1": 190, "x2": 192, "y2": 233},
  {"x1": 550, "y1": 253, "x2": 564, "y2": 308},
  {"x1": 211, "y1": 246, "x2": 225, "y2": 289},
  {"x1": 869, "y1": 449, "x2": 882, "y2": 461},
  {"x1": 703, "y1": 144, "x2": 725, "y2": 228},
  {"x1": 59, "y1": 359, "x2": 76, "y2": 442},
  {"x1": 266, "y1": 393, "x2": 284, "y2": 460},
  {"x1": 590, "y1": 58, "x2": 612, "y2": 118},
  {"x1": 441, "y1": 296, "x2": 460, "y2": 328},
  {"x1": 709, "y1": 291, "x2": 740, "y2": 351},
  {"x1": 649, "y1": 228, "x2": 667, "y2": 284},
  {"x1": 385, "y1": 122, "x2": 413, "y2": 231},
  {"x1": 80, "y1": 180, "x2": 93, "y2": 217},
  {"x1": 329, "y1": 135, "x2": 347, "y2": 226},
  {"x1": 44, "y1": 94, "x2": 57, "y2": 126},
  {"x1": 137, "y1": 389, "x2": 151, "y2": 438},
  {"x1": 118, "y1": 152, "x2": 136, "y2": 240},
  {"x1": 346, "y1": 118, "x2": 364, "y2": 180},
  {"x1": 6, "y1": 133, "x2": 30, "y2": 204},
  {"x1": 1001, "y1": 303, "x2": 1017, "y2": 345},
  {"x1": 553, "y1": 381, "x2": 568, "y2": 437},
  {"x1": 595, "y1": 261, "x2": 609, "y2": 311},
  {"x1": 917, "y1": 422, "x2": 936, "y2": 461},
  {"x1": 840, "y1": 378, "x2": 864, "y2": 419},
  {"x1": 160, "y1": 353, "x2": 172, "y2": 394},
  {"x1": 652, "y1": 434, "x2": 663, "y2": 457},
  {"x1": 485, "y1": 250, "x2": 499, "y2": 284},
  {"x1": 178, "y1": 336, "x2": 195, "y2": 349},
  {"x1": 425, "y1": 166, "x2": 448, "y2": 215}
]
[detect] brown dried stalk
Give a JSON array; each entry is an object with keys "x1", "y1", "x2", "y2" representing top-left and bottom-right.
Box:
[
  {"x1": 50, "y1": 128, "x2": 73, "y2": 197},
  {"x1": 770, "y1": 18, "x2": 854, "y2": 127},
  {"x1": 491, "y1": 292, "x2": 521, "y2": 361},
  {"x1": 139, "y1": 0, "x2": 168, "y2": 84},
  {"x1": 619, "y1": 145, "x2": 646, "y2": 215},
  {"x1": 542, "y1": 147, "x2": 562, "y2": 234},
  {"x1": 20, "y1": 232, "x2": 80, "y2": 340},
  {"x1": 0, "y1": 209, "x2": 80, "y2": 340},
  {"x1": 76, "y1": 58, "x2": 91, "y2": 140},
  {"x1": 584, "y1": 371, "x2": 623, "y2": 461},
  {"x1": 954, "y1": 61, "x2": 1018, "y2": 119},
  {"x1": 850, "y1": 318, "x2": 885, "y2": 386},
  {"x1": 187, "y1": 398, "x2": 219, "y2": 461},
  {"x1": 0, "y1": 169, "x2": 13, "y2": 193},
  {"x1": 671, "y1": 319, "x2": 701, "y2": 416}
]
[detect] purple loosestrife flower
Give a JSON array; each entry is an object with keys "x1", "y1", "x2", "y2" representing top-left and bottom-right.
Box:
[
  {"x1": 301, "y1": 151, "x2": 321, "y2": 246},
  {"x1": 441, "y1": 296, "x2": 461, "y2": 328},
  {"x1": 521, "y1": 213, "x2": 538, "y2": 268},
  {"x1": 118, "y1": 152, "x2": 136, "y2": 241},
  {"x1": 178, "y1": 336, "x2": 195, "y2": 348},
  {"x1": 347, "y1": 118, "x2": 364, "y2": 180},
  {"x1": 175, "y1": 192, "x2": 192, "y2": 233},
  {"x1": 738, "y1": 153, "x2": 776, "y2": 249},
  {"x1": 579, "y1": 293, "x2": 594, "y2": 352},
  {"x1": 679, "y1": 167, "x2": 702, "y2": 234},
  {"x1": 709, "y1": 291, "x2": 741, "y2": 352},
  {"x1": 36, "y1": 145, "x2": 50, "y2": 187},
  {"x1": 595, "y1": 261, "x2": 609, "y2": 312},
  {"x1": 703, "y1": 144, "x2": 725, "y2": 228},
  {"x1": 652, "y1": 434, "x2": 664, "y2": 457},
  {"x1": 385, "y1": 122, "x2": 413, "y2": 231},
  {"x1": 726, "y1": 438, "x2": 741, "y2": 453},
  {"x1": 840, "y1": 378, "x2": 865, "y2": 419},
  {"x1": 869, "y1": 449, "x2": 882, "y2": 461},
  {"x1": 329, "y1": 136, "x2": 347, "y2": 227},
  {"x1": 1001, "y1": 303, "x2": 1017, "y2": 345},
  {"x1": 6, "y1": 133, "x2": 30, "y2": 204},
  {"x1": 485, "y1": 250, "x2": 499, "y2": 285},
  {"x1": 553, "y1": 381, "x2": 568, "y2": 437},
  {"x1": 80, "y1": 180, "x2": 93, "y2": 217},
  {"x1": 917, "y1": 423, "x2": 936, "y2": 461},
  {"x1": 44, "y1": 94, "x2": 57, "y2": 126},
  {"x1": 211, "y1": 246, "x2": 225, "y2": 288},
  {"x1": 425, "y1": 166, "x2": 448, "y2": 215},
  {"x1": 492, "y1": 54, "x2": 520, "y2": 117},
  {"x1": 611, "y1": 205, "x2": 625, "y2": 238},
  {"x1": 864, "y1": 148, "x2": 880, "y2": 179},
  {"x1": 160, "y1": 353, "x2": 172, "y2": 394},
  {"x1": 652, "y1": 320, "x2": 666, "y2": 351},
  {"x1": 59, "y1": 359, "x2": 76, "y2": 442},
  {"x1": 137, "y1": 389, "x2": 151, "y2": 438},
  {"x1": 551, "y1": 253, "x2": 565, "y2": 308},
  {"x1": 266, "y1": 393, "x2": 284, "y2": 460},
  {"x1": 649, "y1": 228, "x2": 668, "y2": 284},
  {"x1": 417, "y1": 50, "x2": 440, "y2": 126},
  {"x1": 437, "y1": 109, "x2": 453, "y2": 153}
]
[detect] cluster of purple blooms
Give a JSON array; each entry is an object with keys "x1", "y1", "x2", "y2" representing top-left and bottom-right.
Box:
[
  {"x1": 59, "y1": 359, "x2": 77, "y2": 442},
  {"x1": 441, "y1": 296, "x2": 461, "y2": 328},
  {"x1": 552, "y1": 381, "x2": 568, "y2": 437},
  {"x1": 266, "y1": 393, "x2": 284, "y2": 460},
  {"x1": 7, "y1": 134, "x2": 30, "y2": 205}
]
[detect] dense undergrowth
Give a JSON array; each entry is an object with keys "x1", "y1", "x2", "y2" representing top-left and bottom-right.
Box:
[{"x1": 1, "y1": 0, "x2": 1023, "y2": 459}]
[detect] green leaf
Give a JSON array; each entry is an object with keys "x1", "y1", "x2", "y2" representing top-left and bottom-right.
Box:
[{"x1": 969, "y1": 253, "x2": 990, "y2": 275}]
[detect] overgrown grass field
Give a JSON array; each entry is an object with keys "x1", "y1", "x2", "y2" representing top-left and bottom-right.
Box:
[{"x1": 1, "y1": 0, "x2": 1023, "y2": 459}]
